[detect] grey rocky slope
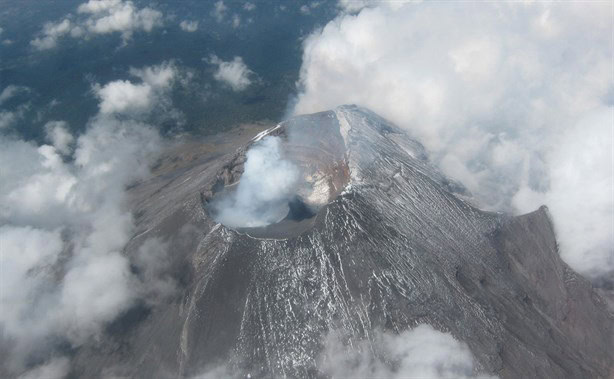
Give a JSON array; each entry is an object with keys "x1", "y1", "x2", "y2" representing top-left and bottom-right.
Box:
[{"x1": 70, "y1": 106, "x2": 613, "y2": 378}]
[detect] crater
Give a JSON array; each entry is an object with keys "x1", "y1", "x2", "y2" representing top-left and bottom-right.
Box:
[{"x1": 202, "y1": 111, "x2": 350, "y2": 239}]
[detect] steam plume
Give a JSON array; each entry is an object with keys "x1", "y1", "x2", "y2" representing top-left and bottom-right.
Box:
[{"x1": 212, "y1": 136, "x2": 299, "y2": 228}]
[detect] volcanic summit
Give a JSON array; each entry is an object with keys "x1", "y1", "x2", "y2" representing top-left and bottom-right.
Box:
[{"x1": 69, "y1": 105, "x2": 613, "y2": 378}]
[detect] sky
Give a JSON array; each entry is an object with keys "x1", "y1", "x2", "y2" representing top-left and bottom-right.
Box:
[{"x1": 0, "y1": 0, "x2": 612, "y2": 378}]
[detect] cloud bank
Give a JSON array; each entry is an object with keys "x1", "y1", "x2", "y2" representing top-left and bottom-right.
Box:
[
  {"x1": 319, "y1": 324, "x2": 495, "y2": 379},
  {"x1": 208, "y1": 55, "x2": 255, "y2": 92},
  {"x1": 294, "y1": 2, "x2": 613, "y2": 279},
  {"x1": 31, "y1": 0, "x2": 163, "y2": 50},
  {"x1": 0, "y1": 63, "x2": 177, "y2": 377},
  {"x1": 211, "y1": 136, "x2": 299, "y2": 228}
]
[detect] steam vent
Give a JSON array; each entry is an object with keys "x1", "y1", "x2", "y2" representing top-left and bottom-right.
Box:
[
  {"x1": 71, "y1": 105, "x2": 613, "y2": 378},
  {"x1": 204, "y1": 110, "x2": 351, "y2": 238}
]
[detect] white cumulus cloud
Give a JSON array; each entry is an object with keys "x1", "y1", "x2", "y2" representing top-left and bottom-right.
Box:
[
  {"x1": 0, "y1": 111, "x2": 18, "y2": 129},
  {"x1": 180, "y1": 20, "x2": 199, "y2": 32},
  {"x1": 211, "y1": 1, "x2": 227, "y2": 23},
  {"x1": 0, "y1": 85, "x2": 29, "y2": 105},
  {"x1": 94, "y1": 61, "x2": 177, "y2": 115},
  {"x1": 320, "y1": 324, "x2": 495, "y2": 378},
  {"x1": 0, "y1": 89, "x2": 30, "y2": 130},
  {"x1": 208, "y1": 55, "x2": 254, "y2": 91},
  {"x1": 293, "y1": 2, "x2": 614, "y2": 280},
  {"x1": 30, "y1": 18, "x2": 73, "y2": 50},
  {"x1": 231, "y1": 14, "x2": 241, "y2": 28},
  {"x1": 0, "y1": 63, "x2": 174, "y2": 377},
  {"x1": 31, "y1": 0, "x2": 163, "y2": 50},
  {"x1": 44, "y1": 120, "x2": 74, "y2": 155},
  {"x1": 95, "y1": 80, "x2": 153, "y2": 114}
]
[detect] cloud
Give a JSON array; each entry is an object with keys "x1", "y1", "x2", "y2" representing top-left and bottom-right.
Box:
[
  {"x1": 293, "y1": 2, "x2": 613, "y2": 280},
  {"x1": 17, "y1": 357, "x2": 70, "y2": 379},
  {"x1": 0, "y1": 116, "x2": 161, "y2": 371},
  {"x1": 44, "y1": 121, "x2": 74, "y2": 155},
  {"x1": 30, "y1": 18, "x2": 73, "y2": 50},
  {"x1": 79, "y1": 0, "x2": 162, "y2": 37},
  {"x1": 319, "y1": 324, "x2": 495, "y2": 379},
  {"x1": 512, "y1": 108, "x2": 614, "y2": 278},
  {"x1": 0, "y1": 64, "x2": 169, "y2": 376},
  {"x1": 208, "y1": 55, "x2": 254, "y2": 91},
  {"x1": 0, "y1": 110, "x2": 18, "y2": 129},
  {"x1": 95, "y1": 80, "x2": 153, "y2": 114},
  {"x1": 211, "y1": 1, "x2": 227, "y2": 23},
  {"x1": 180, "y1": 20, "x2": 199, "y2": 32},
  {"x1": 0, "y1": 85, "x2": 29, "y2": 105},
  {"x1": 77, "y1": 0, "x2": 122, "y2": 13},
  {"x1": 0, "y1": 98, "x2": 30, "y2": 130},
  {"x1": 31, "y1": 0, "x2": 163, "y2": 50},
  {"x1": 133, "y1": 237, "x2": 178, "y2": 302},
  {"x1": 336, "y1": 0, "x2": 398, "y2": 13},
  {"x1": 94, "y1": 61, "x2": 177, "y2": 115},
  {"x1": 300, "y1": 2, "x2": 322, "y2": 15},
  {"x1": 231, "y1": 14, "x2": 241, "y2": 28},
  {"x1": 211, "y1": 136, "x2": 299, "y2": 228},
  {"x1": 129, "y1": 62, "x2": 177, "y2": 88},
  {"x1": 0, "y1": 85, "x2": 31, "y2": 130},
  {"x1": 243, "y1": 2, "x2": 256, "y2": 11},
  {"x1": 207, "y1": 2, "x2": 240, "y2": 28},
  {"x1": 192, "y1": 324, "x2": 495, "y2": 378},
  {"x1": 192, "y1": 364, "x2": 240, "y2": 379}
]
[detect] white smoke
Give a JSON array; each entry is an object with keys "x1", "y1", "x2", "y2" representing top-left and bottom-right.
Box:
[
  {"x1": 319, "y1": 324, "x2": 496, "y2": 379},
  {"x1": 133, "y1": 237, "x2": 178, "y2": 303},
  {"x1": 212, "y1": 136, "x2": 299, "y2": 228},
  {"x1": 294, "y1": 2, "x2": 613, "y2": 279}
]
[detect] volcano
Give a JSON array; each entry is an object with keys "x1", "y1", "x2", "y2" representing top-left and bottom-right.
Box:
[{"x1": 69, "y1": 106, "x2": 613, "y2": 378}]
